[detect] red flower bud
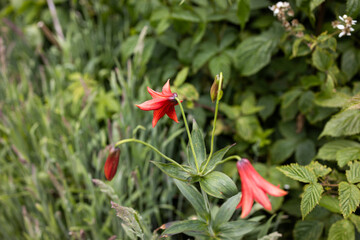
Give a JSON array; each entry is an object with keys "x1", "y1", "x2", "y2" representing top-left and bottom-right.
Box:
[{"x1": 104, "y1": 147, "x2": 120, "y2": 181}]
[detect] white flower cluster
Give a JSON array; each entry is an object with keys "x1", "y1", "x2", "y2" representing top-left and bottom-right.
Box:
[
  {"x1": 269, "y1": 2, "x2": 293, "y2": 19},
  {"x1": 332, "y1": 15, "x2": 357, "y2": 37}
]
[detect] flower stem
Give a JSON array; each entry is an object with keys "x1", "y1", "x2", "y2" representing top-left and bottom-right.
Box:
[
  {"x1": 175, "y1": 97, "x2": 199, "y2": 173},
  {"x1": 218, "y1": 155, "x2": 241, "y2": 165},
  {"x1": 114, "y1": 138, "x2": 189, "y2": 172},
  {"x1": 201, "y1": 72, "x2": 223, "y2": 174}
]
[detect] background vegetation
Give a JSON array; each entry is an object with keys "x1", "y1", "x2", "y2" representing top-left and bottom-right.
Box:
[{"x1": 1, "y1": 0, "x2": 360, "y2": 239}]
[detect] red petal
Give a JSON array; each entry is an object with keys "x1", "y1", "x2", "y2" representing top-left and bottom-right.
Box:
[
  {"x1": 147, "y1": 87, "x2": 165, "y2": 98},
  {"x1": 104, "y1": 147, "x2": 120, "y2": 181},
  {"x1": 165, "y1": 105, "x2": 179, "y2": 123},
  {"x1": 162, "y1": 79, "x2": 172, "y2": 95},
  {"x1": 136, "y1": 98, "x2": 168, "y2": 111},
  {"x1": 152, "y1": 105, "x2": 170, "y2": 127},
  {"x1": 239, "y1": 176, "x2": 254, "y2": 218}
]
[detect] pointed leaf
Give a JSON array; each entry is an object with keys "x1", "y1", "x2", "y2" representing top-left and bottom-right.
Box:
[
  {"x1": 316, "y1": 140, "x2": 360, "y2": 161},
  {"x1": 270, "y1": 139, "x2": 297, "y2": 164},
  {"x1": 346, "y1": 161, "x2": 360, "y2": 183},
  {"x1": 349, "y1": 214, "x2": 360, "y2": 232},
  {"x1": 336, "y1": 148, "x2": 360, "y2": 167},
  {"x1": 278, "y1": 164, "x2": 317, "y2": 183},
  {"x1": 173, "y1": 179, "x2": 208, "y2": 220},
  {"x1": 200, "y1": 171, "x2": 238, "y2": 199},
  {"x1": 151, "y1": 161, "x2": 192, "y2": 181},
  {"x1": 237, "y1": 0, "x2": 250, "y2": 29},
  {"x1": 319, "y1": 195, "x2": 341, "y2": 213},
  {"x1": 339, "y1": 182, "x2": 360, "y2": 218},
  {"x1": 295, "y1": 139, "x2": 316, "y2": 166},
  {"x1": 328, "y1": 219, "x2": 355, "y2": 240},
  {"x1": 213, "y1": 193, "x2": 241, "y2": 229},
  {"x1": 308, "y1": 161, "x2": 331, "y2": 178},
  {"x1": 188, "y1": 120, "x2": 207, "y2": 170},
  {"x1": 218, "y1": 220, "x2": 258, "y2": 239},
  {"x1": 320, "y1": 110, "x2": 360, "y2": 138},
  {"x1": 161, "y1": 220, "x2": 208, "y2": 237},
  {"x1": 301, "y1": 183, "x2": 323, "y2": 218},
  {"x1": 293, "y1": 220, "x2": 324, "y2": 240},
  {"x1": 312, "y1": 48, "x2": 333, "y2": 71},
  {"x1": 346, "y1": 0, "x2": 360, "y2": 18},
  {"x1": 201, "y1": 144, "x2": 234, "y2": 174}
]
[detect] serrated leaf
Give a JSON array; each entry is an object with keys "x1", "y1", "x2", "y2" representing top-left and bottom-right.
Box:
[
  {"x1": 213, "y1": 193, "x2": 241, "y2": 228},
  {"x1": 301, "y1": 183, "x2": 323, "y2": 218},
  {"x1": 319, "y1": 195, "x2": 341, "y2": 213},
  {"x1": 320, "y1": 110, "x2": 360, "y2": 138},
  {"x1": 295, "y1": 139, "x2": 316, "y2": 166},
  {"x1": 174, "y1": 179, "x2": 208, "y2": 220},
  {"x1": 339, "y1": 182, "x2": 360, "y2": 218},
  {"x1": 309, "y1": 161, "x2": 331, "y2": 178},
  {"x1": 188, "y1": 120, "x2": 206, "y2": 170},
  {"x1": 293, "y1": 220, "x2": 324, "y2": 240},
  {"x1": 174, "y1": 67, "x2": 189, "y2": 87},
  {"x1": 278, "y1": 164, "x2": 317, "y2": 183},
  {"x1": 317, "y1": 140, "x2": 360, "y2": 161},
  {"x1": 199, "y1": 171, "x2": 238, "y2": 199},
  {"x1": 336, "y1": 148, "x2": 360, "y2": 167},
  {"x1": 201, "y1": 144, "x2": 234, "y2": 174},
  {"x1": 347, "y1": 0, "x2": 360, "y2": 18},
  {"x1": 161, "y1": 220, "x2": 207, "y2": 237},
  {"x1": 328, "y1": 219, "x2": 355, "y2": 240},
  {"x1": 151, "y1": 161, "x2": 192, "y2": 181},
  {"x1": 346, "y1": 161, "x2": 360, "y2": 183}
]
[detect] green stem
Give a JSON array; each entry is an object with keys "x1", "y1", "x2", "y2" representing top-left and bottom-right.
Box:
[
  {"x1": 175, "y1": 97, "x2": 199, "y2": 173},
  {"x1": 218, "y1": 155, "x2": 241, "y2": 165},
  {"x1": 201, "y1": 73, "x2": 223, "y2": 174},
  {"x1": 114, "y1": 138, "x2": 189, "y2": 172}
]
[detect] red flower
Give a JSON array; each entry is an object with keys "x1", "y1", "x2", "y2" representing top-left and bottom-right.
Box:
[
  {"x1": 136, "y1": 80, "x2": 181, "y2": 127},
  {"x1": 236, "y1": 159, "x2": 287, "y2": 218},
  {"x1": 104, "y1": 146, "x2": 121, "y2": 181}
]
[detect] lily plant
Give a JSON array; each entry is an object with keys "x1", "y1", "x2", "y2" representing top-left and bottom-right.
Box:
[{"x1": 104, "y1": 73, "x2": 287, "y2": 239}]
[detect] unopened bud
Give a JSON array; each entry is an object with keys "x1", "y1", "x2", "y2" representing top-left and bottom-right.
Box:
[
  {"x1": 210, "y1": 74, "x2": 223, "y2": 102},
  {"x1": 104, "y1": 146, "x2": 121, "y2": 181}
]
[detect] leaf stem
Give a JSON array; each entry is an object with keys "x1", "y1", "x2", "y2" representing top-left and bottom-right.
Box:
[
  {"x1": 114, "y1": 138, "x2": 189, "y2": 172},
  {"x1": 175, "y1": 97, "x2": 200, "y2": 173}
]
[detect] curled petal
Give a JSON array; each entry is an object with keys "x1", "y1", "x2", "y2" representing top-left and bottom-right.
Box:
[
  {"x1": 147, "y1": 87, "x2": 164, "y2": 98},
  {"x1": 136, "y1": 98, "x2": 169, "y2": 111},
  {"x1": 162, "y1": 79, "x2": 172, "y2": 95},
  {"x1": 152, "y1": 105, "x2": 170, "y2": 127}
]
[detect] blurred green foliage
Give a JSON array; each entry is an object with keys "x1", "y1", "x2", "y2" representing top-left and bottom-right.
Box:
[{"x1": 1, "y1": 0, "x2": 360, "y2": 239}]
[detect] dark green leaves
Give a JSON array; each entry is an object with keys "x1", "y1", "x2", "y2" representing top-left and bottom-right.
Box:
[
  {"x1": 328, "y1": 219, "x2": 355, "y2": 240},
  {"x1": 188, "y1": 120, "x2": 207, "y2": 170},
  {"x1": 301, "y1": 183, "x2": 323, "y2": 218},
  {"x1": 213, "y1": 193, "x2": 241, "y2": 228},
  {"x1": 201, "y1": 144, "x2": 234, "y2": 174},
  {"x1": 320, "y1": 110, "x2": 360, "y2": 138},
  {"x1": 199, "y1": 171, "x2": 238, "y2": 199},
  {"x1": 312, "y1": 48, "x2": 333, "y2": 71},
  {"x1": 237, "y1": 0, "x2": 250, "y2": 29},
  {"x1": 161, "y1": 220, "x2": 208, "y2": 237},
  {"x1": 346, "y1": 0, "x2": 360, "y2": 18},
  {"x1": 294, "y1": 220, "x2": 324, "y2": 240},
  {"x1": 151, "y1": 161, "x2": 192, "y2": 181}
]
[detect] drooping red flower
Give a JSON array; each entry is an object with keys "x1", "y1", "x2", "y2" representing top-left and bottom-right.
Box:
[
  {"x1": 236, "y1": 159, "x2": 287, "y2": 218},
  {"x1": 104, "y1": 146, "x2": 121, "y2": 181},
  {"x1": 136, "y1": 80, "x2": 181, "y2": 127}
]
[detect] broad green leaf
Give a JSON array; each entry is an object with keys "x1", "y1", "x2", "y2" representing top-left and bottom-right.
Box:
[
  {"x1": 193, "y1": 41, "x2": 218, "y2": 72},
  {"x1": 241, "y1": 94, "x2": 264, "y2": 115},
  {"x1": 317, "y1": 140, "x2": 360, "y2": 161},
  {"x1": 161, "y1": 220, "x2": 207, "y2": 236},
  {"x1": 349, "y1": 214, "x2": 360, "y2": 232},
  {"x1": 314, "y1": 91, "x2": 350, "y2": 108},
  {"x1": 237, "y1": 0, "x2": 250, "y2": 29},
  {"x1": 174, "y1": 67, "x2": 189, "y2": 87},
  {"x1": 199, "y1": 171, "x2": 238, "y2": 199},
  {"x1": 295, "y1": 139, "x2": 315, "y2": 166},
  {"x1": 174, "y1": 179, "x2": 208, "y2": 220},
  {"x1": 177, "y1": 83, "x2": 199, "y2": 101},
  {"x1": 218, "y1": 220, "x2": 258, "y2": 239},
  {"x1": 300, "y1": 75, "x2": 322, "y2": 89},
  {"x1": 310, "y1": 0, "x2": 325, "y2": 11},
  {"x1": 213, "y1": 193, "x2": 241, "y2": 228},
  {"x1": 208, "y1": 54, "x2": 231, "y2": 85},
  {"x1": 151, "y1": 161, "x2": 192, "y2": 181},
  {"x1": 336, "y1": 148, "x2": 360, "y2": 167},
  {"x1": 278, "y1": 164, "x2": 317, "y2": 183},
  {"x1": 346, "y1": 161, "x2": 360, "y2": 183},
  {"x1": 293, "y1": 220, "x2": 324, "y2": 240},
  {"x1": 301, "y1": 183, "x2": 323, "y2": 218},
  {"x1": 328, "y1": 219, "x2": 355, "y2": 240},
  {"x1": 319, "y1": 195, "x2": 341, "y2": 213},
  {"x1": 341, "y1": 48, "x2": 358, "y2": 80},
  {"x1": 320, "y1": 110, "x2": 360, "y2": 137},
  {"x1": 347, "y1": 0, "x2": 360, "y2": 18},
  {"x1": 282, "y1": 89, "x2": 302, "y2": 109},
  {"x1": 235, "y1": 116, "x2": 261, "y2": 142},
  {"x1": 201, "y1": 144, "x2": 234, "y2": 174},
  {"x1": 308, "y1": 161, "x2": 331, "y2": 178},
  {"x1": 270, "y1": 139, "x2": 297, "y2": 164},
  {"x1": 188, "y1": 120, "x2": 206, "y2": 170},
  {"x1": 171, "y1": 8, "x2": 200, "y2": 22},
  {"x1": 292, "y1": 38, "x2": 311, "y2": 58},
  {"x1": 258, "y1": 95, "x2": 277, "y2": 120},
  {"x1": 312, "y1": 48, "x2": 333, "y2": 71},
  {"x1": 339, "y1": 181, "x2": 360, "y2": 218},
  {"x1": 298, "y1": 91, "x2": 315, "y2": 114}
]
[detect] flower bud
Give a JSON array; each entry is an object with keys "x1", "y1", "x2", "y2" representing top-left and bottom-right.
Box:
[
  {"x1": 210, "y1": 74, "x2": 222, "y2": 102},
  {"x1": 104, "y1": 146, "x2": 121, "y2": 181}
]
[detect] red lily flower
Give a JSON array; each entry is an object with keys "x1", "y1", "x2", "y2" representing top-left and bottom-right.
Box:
[
  {"x1": 104, "y1": 146, "x2": 121, "y2": 181},
  {"x1": 136, "y1": 80, "x2": 181, "y2": 127},
  {"x1": 236, "y1": 159, "x2": 287, "y2": 218}
]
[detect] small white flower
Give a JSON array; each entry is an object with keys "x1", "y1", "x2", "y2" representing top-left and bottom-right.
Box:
[{"x1": 334, "y1": 14, "x2": 356, "y2": 38}]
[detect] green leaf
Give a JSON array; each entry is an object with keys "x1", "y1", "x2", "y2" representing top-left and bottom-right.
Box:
[
  {"x1": 312, "y1": 48, "x2": 333, "y2": 71},
  {"x1": 199, "y1": 171, "x2": 238, "y2": 199},
  {"x1": 310, "y1": 0, "x2": 325, "y2": 11},
  {"x1": 188, "y1": 120, "x2": 206, "y2": 170},
  {"x1": 235, "y1": 116, "x2": 261, "y2": 142},
  {"x1": 177, "y1": 83, "x2": 199, "y2": 101},
  {"x1": 328, "y1": 219, "x2": 355, "y2": 240},
  {"x1": 300, "y1": 75, "x2": 322, "y2": 89},
  {"x1": 319, "y1": 195, "x2": 341, "y2": 213},
  {"x1": 293, "y1": 220, "x2": 324, "y2": 240},
  {"x1": 298, "y1": 91, "x2": 315, "y2": 114},
  {"x1": 301, "y1": 183, "x2": 323, "y2": 219},
  {"x1": 295, "y1": 139, "x2": 316, "y2": 166},
  {"x1": 341, "y1": 48, "x2": 358, "y2": 80},
  {"x1": 349, "y1": 214, "x2": 360, "y2": 232},
  {"x1": 346, "y1": 161, "x2": 360, "y2": 183},
  {"x1": 320, "y1": 110, "x2": 360, "y2": 138},
  {"x1": 339, "y1": 181, "x2": 360, "y2": 218},
  {"x1": 237, "y1": 0, "x2": 250, "y2": 29},
  {"x1": 278, "y1": 164, "x2": 317, "y2": 183},
  {"x1": 201, "y1": 144, "x2": 234, "y2": 174},
  {"x1": 208, "y1": 54, "x2": 231, "y2": 85},
  {"x1": 258, "y1": 95, "x2": 277, "y2": 120},
  {"x1": 193, "y1": 41, "x2": 218, "y2": 72},
  {"x1": 213, "y1": 193, "x2": 241, "y2": 229},
  {"x1": 308, "y1": 161, "x2": 331, "y2": 178},
  {"x1": 161, "y1": 220, "x2": 208, "y2": 237},
  {"x1": 218, "y1": 220, "x2": 258, "y2": 239},
  {"x1": 346, "y1": 0, "x2": 360, "y2": 18},
  {"x1": 174, "y1": 67, "x2": 189, "y2": 87},
  {"x1": 270, "y1": 139, "x2": 297, "y2": 164},
  {"x1": 314, "y1": 91, "x2": 350, "y2": 108},
  {"x1": 173, "y1": 179, "x2": 208, "y2": 220},
  {"x1": 337, "y1": 148, "x2": 360, "y2": 167},
  {"x1": 151, "y1": 161, "x2": 192, "y2": 181},
  {"x1": 282, "y1": 89, "x2": 302, "y2": 109},
  {"x1": 317, "y1": 140, "x2": 360, "y2": 161}
]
